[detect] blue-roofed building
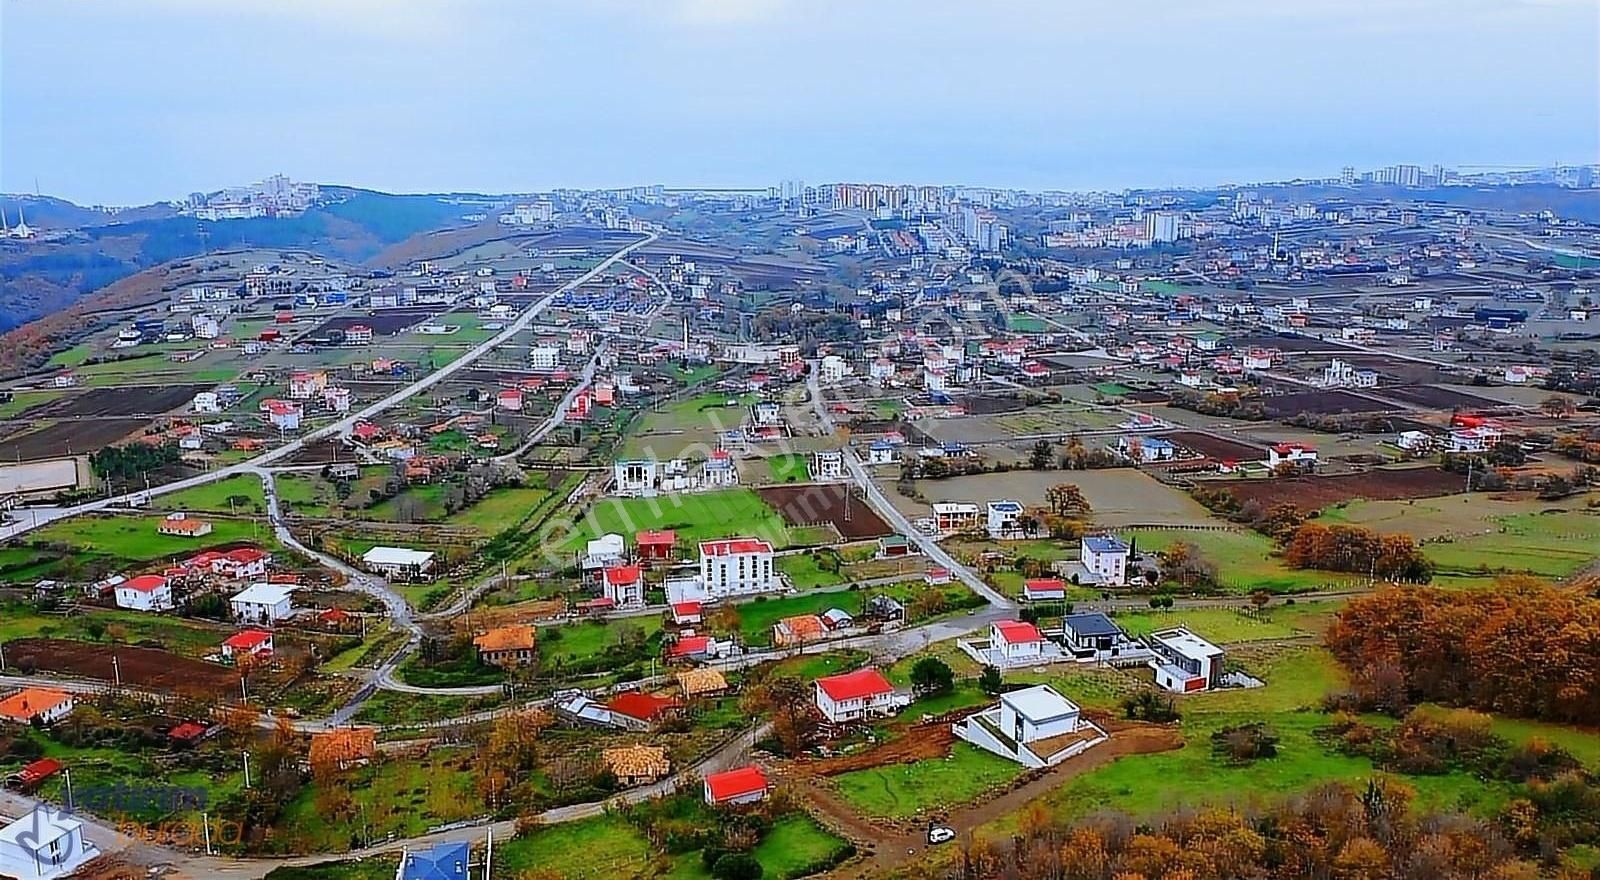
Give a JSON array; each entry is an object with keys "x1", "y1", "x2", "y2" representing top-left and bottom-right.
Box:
[
  {"x1": 986, "y1": 499, "x2": 1026, "y2": 540},
  {"x1": 397, "y1": 842, "x2": 469, "y2": 880},
  {"x1": 1081, "y1": 535, "x2": 1130, "y2": 586}
]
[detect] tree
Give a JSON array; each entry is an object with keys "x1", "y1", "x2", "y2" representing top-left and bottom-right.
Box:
[
  {"x1": 1046, "y1": 483, "x2": 1092, "y2": 517},
  {"x1": 1541, "y1": 394, "x2": 1575, "y2": 418},
  {"x1": 1028, "y1": 440, "x2": 1054, "y2": 471},
  {"x1": 978, "y1": 665, "x2": 1003, "y2": 696},
  {"x1": 909, "y1": 657, "x2": 955, "y2": 697},
  {"x1": 710, "y1": 853, "x2": 763, "y2": 880},
  {"x1": 1160, "y1": 541, "x2": 1217, "y2": 589}
]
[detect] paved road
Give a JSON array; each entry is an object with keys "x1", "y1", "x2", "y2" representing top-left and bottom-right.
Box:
[
  {"x1": 0, "y1": 231, "x2": 657, "y2": 544},
  {"x1": 805, "y1": 363, "x2": 1015, "y2": 609}
]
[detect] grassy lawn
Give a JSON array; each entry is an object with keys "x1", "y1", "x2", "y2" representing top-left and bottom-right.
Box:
[
  {"x1": 264, "y1": 859, "x2": 399, "y2": 880},
  {"x1": 1316, "y1": 493, "x2": 1600, "y2": 581},
  {"x1": 494, "y1": 815, "x2": 656, "y2": 879},
  {"x1": 832, "y1": 742, "x2": 1027, "y2": 819},
  {"x1": 276, "y1": 749, "x2": 482, "y2": 853},
  {"x1": 443, "y1": 485, "x2": 553, "y2": 531},
  {"x1": 777, "y1": 553, "x2": 847, "y2": 589},
  {"x1": 562, "y1": 489, "x2": 794, "y2": 550},
  {"x1": 0, "y1": 390, "x2": 62, "y2": 418},
  {"x1": 1127, "y1": 528, "x2": 1339, "y2": 593},
  {"x1": 47, "y1": 342, "x2": 95, "y2": 368},
  {"x1": 1007, "y1": 646, "x2": 1517, "y2": 831},
  {"x1": 749, "y1": 814, "x2": 852, "y2": 879},
  {"x1": 736, "y1": 581, "x2": 980, "y2": 646},
  {"x1": 153, "y1": 473, "x2": 267, "y2": 514},
  {"x1": 1106, "y1": 606, "x2": 1323, "y2": 643},
  {"x1": 30, "y1": 513, "x2": 282, "y2": 563},
  {"x1": 768, "y1": 453, "x2": 811, "y2": 483},
  {"x1": 0, "y1": 604, "x2": 234, "y2": 656},
  {"x1": 542, "y1": 615, "x2": 665, "y2": 665}
]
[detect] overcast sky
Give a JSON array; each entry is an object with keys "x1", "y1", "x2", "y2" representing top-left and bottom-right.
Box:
[{"x1": 3, "y1": 0, "x2": 1597, "y2": 205}]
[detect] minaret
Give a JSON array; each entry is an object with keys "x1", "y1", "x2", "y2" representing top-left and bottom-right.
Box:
[{"x1": 1, "y1": 204, "x2": 9, "y2": 236}]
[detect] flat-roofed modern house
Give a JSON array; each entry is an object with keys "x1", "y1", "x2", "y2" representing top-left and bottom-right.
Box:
[
  {"x1": 953, "y1": 684, "x2": 1107, "y2": 768},
  {"x1": 1148, "y1": 626, "x2": 1225, "y2": 693},
  {"x1": 361, "y1": 546, "x2": 436, "y2": 580}
]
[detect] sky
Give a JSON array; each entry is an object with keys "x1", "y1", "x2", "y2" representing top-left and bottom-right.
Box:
[{"x1": 2, "y1": 0, "x2": 1598, "y2": 205}]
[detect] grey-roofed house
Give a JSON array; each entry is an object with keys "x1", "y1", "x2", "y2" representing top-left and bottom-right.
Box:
[{"x1": 1061, "y1": 612, "x2": 1132, "y2": 654}]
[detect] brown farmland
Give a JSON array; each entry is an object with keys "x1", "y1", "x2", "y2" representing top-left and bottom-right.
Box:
[
  {"x1": 39, "y1": 384, "x2": 214, "y2": 418},
  {"x1": 1221, "y1": 466, "x2": 1465, "y2": 508},
  {"x1": 0, "y1": 419, "x2": 148, "y2": 461},
  {"x1": 2, "y1": 638, "x2": 239, "y2": 696},
  {"x1": 758, "y1": 484, "x2": 893, "y2": 539}
]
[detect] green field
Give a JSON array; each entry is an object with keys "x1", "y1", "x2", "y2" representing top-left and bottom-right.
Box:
[
  {"x1": 276, "y1": 749, "x2": 481, "y2": 853},
  {"x1": 0, "y1": 603, "x2": 234, "y2": 656},
  {"x1": 767, "y1": 453, "x2": 811, "y2": 483},
  {"x1": 1128, "y1": 528, "x2": 1336, "y2": 593},
  {"x1": 1318, "y1": 495, "x2": 1600, "y2": 580},
  {"x1": 1107, "y1": 605, "x2": 1326, "y2": 643},
  {"x1": 832, "y1": 742, "x2": 1027, "y2": 819},
  {"x1": 30, "y1": 513, "x2": 281, "y2": 563},
  {"x1": 1012, "y1": 647, "x2": 1519, "y2": 829},
  {"x1": 154, "y1": 473, "x2": 268, "y2": 514},
  {"x1": 776, "y1": 553, "x2": 847, "y2": 589},
  {"x1": 0, "y1": 390, "x2": 63, "y2": 418},
  {"x1": 561, "y1": 488, "x2": 794, "y2": 550}
]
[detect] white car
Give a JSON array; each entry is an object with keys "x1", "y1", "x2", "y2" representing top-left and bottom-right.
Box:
[{"x1": 927, "y1": 825, "x2": 956, "y2": 845}]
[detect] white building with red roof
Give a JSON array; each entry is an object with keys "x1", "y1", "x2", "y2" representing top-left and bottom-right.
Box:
[
  {"x1": 601, "y1": 564, "x2": 645, "y2": 609},
  {"x1": 813, "y1": 668, "x2": 908, "y2": 723},
  {"x1": 214, "y1": 547, "x2": 270, "y2": 580},
  {"x1": 992, "y1": 620, "x2": 1044, "y2": 663},
  {"x1": 114, "y1": 575, "x2": 174, "y2": 612},
  {"x1": 697, "y1": 538, "x2": 778, "y2": 597},
  {"x1": 220, "y1": 630, "x2": 274, "y2": 661},
  {"x1": 703, "y1": 765, "x2": 769, "y2": 806}
]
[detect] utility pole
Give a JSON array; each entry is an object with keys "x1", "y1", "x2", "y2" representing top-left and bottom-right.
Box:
[
  {"x1": 112, "y1": 655, "x2": 121, "y2": 687},
  {"x1": 242, "y1": 751, "x2": 252, "y2": 789}
]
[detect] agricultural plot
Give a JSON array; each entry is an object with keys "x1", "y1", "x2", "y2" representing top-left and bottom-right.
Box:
[
  {"x1": 1, "y1": 638, "x2": 241, "y2": 696},
  {"x1": 757, "y1": 484, "x2": 894, "y2": 540},
  {"x1": 559, "y1": 488, "x2": 795, "y2": 551},
  {"x1": 916, "y1": 405, "x2": 1123, "y2": 445},
  {"x1": 1259, "y1": 389, "x2": 1396, "y2": 418},
  {"x1": 767, "y1": 453, "x2": 811, "y2": 483},
  {"x1": 619, "y1": 392, "x2": 754, "y2": 460},
  {"x1": 1374, "y1": 384, "x2": 1507, "y2": 410},
  {"x1": 1011, "y1": 646, "x2": 1528, "y2": 829},
  {"x1": 0, "y1": 390, "x2": 62, "y2": 419},
  {"x1": 1126, "y1": 528, "x2": 1335, "y2": 593},
  {"x1": 153, "y1": 473, "x2": 268, "y2": 514},
  {"x1": 36, "y1": 384, "x2": 215, "y2": 417},
  {"x1": 830, "y1": 742, "x2": 1026, "y2": 820},
  {"x1": 0, "y1": 418, "x2": 148, "y2": 461},
  {"x1": 911, "y1": 469, "x2": 1217, "y2": 527},
  {"x1": 27, "y1": 513, "x2": 281, "y2": 563},
  {"x1": 1318, "y1": 492, "x2": 1600, "y2": 580},
  {"x1": 1220, "y1": 466, "x2": 1465, "y2": 509}
]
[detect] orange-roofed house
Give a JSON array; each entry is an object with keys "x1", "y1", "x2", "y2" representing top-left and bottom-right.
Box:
[
  {"x1": 703, "y1": 765, "x2": 769, "y2": 806},
  {"x1": 307, "y1": 727, "x2": 377, "y2": 771},
  {"x1": 472, "y1": 625, "x2": 538, "y2": 668},
  {"x1": 772, "y1": 614, "x2": 827, "y2": 648},
  {"x1": 157, "y1": 513, "x2": 213, "y2": 538},
  {"x1": 0, "y1": 688, "x2": 76, "y2": 726}
]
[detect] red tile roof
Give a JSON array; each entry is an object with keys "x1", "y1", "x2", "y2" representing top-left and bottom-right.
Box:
[
  {"x1": 993, "y1": 620, "x2": 1043, "y2": 644},
  {"x1": 606, "y1": 691, "x2": 682, "y2": 722},
  {"x1": 603, "y1": 564, "x2": 642, "y2": 586},
  {"x1": 704, "y1": 765, "x2": 768, "y2": 803},
  {"x1": 223, "y1": 630, "x2": 272, "y2": 650},
  {"x1": 636, "y1": 529, "x2": 677, "y2": 546},
  {"x1": 667, "y1": 635, "x2": 710, "y2": 658},
  {"x1": 122, "y1": 574, "x2": 169, "y2": 593},
  {"x1": 815, "y1": 668, "x2": 894, "y2": 703},
  {"x1": 17, "y1": 758, "x2": 62, "y2": 785},
  {"x1": 699, "y1": 538, "x2": 772, "y2": 557}
]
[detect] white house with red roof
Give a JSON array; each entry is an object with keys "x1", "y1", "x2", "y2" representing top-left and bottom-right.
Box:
[
  {"x1": 813, "y1": 668, "x2": 908, "y2": 723},
  {"x1": 114, "y1": 575, "x2": 174, "y2": 612},
  {"x1": 261, "y1": 399, "x2": 303, "y2": 431},
  {"x1": 496, "y1": 388, "x2": 524, "y2": 412},
  {"x1": 1267, "y1": 442, "x2": 1318, "y2": 471},
  {"x1": 960, "y1": 619, "x2": 1064, "y2": 669},
  {"x1": 1022, "y1": 578, "x2": 1067, "y2": 602},
  {"x1": 214, "y1": 548, "x2": 270, "y2": 580},
  {"x1": 697, "y1": 538, "x2": 779, "y2": 597},
  {"x1": 601, "y1": 564, "x2": 645, "y2": 609},
  {"x1": 703, "y1": 765, "x2": 769, "y2": 806},
  {"x1": 669, "y1": 601, "x2": 703, "y2": 626},
  {"x1": 220, "y1": 630, "x2": 274, "y2": 661}
]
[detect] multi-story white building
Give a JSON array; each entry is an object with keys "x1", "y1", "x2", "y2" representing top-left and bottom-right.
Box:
[
  {"x1": 1080, "y1": 535, "x2": 1130, "y2": 586},
  {"x1": 813, "y1": 668, "x2": 908, "y2": 723},
  {"x1": 114, "y1": 575, "x2": 174, "y2": 612},
  {"x1": 613, "y1": 459, "x2": 660, "y2": 496},
  {"x1": 697, "y1": 538, "x2": 779, "y2": 597},
  {"x1": 986, "y1": 500, "x2": 1025, "y2": 540},
  {"x1": 529, "y1": 345, "x2": 561, "y2": 370}
]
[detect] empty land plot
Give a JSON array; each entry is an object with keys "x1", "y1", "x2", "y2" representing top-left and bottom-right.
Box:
[
  {"x1": 37, "y1": 384, "x2": 213, "y2": 417},
  {"x1": 758, "y1": 483, "x2": 894, "y2": 539},
  {"x1": 1220, "y1": 466, "x2": 1464, "y2": 508},
  {"x1": 305, "y1": 309, "x2": 444, "y2": 339},
  {"x1": 1317, "y1": 492, "x2": 1600, "y2": 579},
  {"x1": 1, "y1": 638, "x2": 239, "y2": 695},
  {"x1": 913, "y1": 469, "x2": 1217, "y2": 527},
  {"x1": 560, "y1": 488, "x2": 795, "y2": 550},
  {"x1": 1159, "y1": 431, "x2": 1266, "y2": 463},
  {"x1": 619, "y1": 392, "x2": 753, "y2": 459},
  {"x1": 1373, "y1": 385, "x2": 1508, "y2": 410},
  {"x1": 1260, "y1": 389, "x2": 1397, "y2": 418},
  {"x1": 1125, "y1": 528, "x2": 1334, "y2": 593},
  {"x1": 0, "y1": 419, "x2": 148, "y2": 461}
]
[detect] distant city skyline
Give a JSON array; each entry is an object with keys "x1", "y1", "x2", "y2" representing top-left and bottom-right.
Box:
[{"x1": 3, "y1": 0, "x2": 1597, "y2": 205}]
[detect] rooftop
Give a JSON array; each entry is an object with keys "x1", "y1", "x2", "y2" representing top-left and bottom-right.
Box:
[{"x1": 1001, "y1": 684, "x2": 1081, "y2": 723}]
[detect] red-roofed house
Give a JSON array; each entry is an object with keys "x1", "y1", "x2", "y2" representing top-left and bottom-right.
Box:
[
  {"x1": 496, "y1": 388, "x2": 524, "y2": 412},
  {"x1": 670, "y1": 601, "x2": 703, "y2": 626},
  {"x1": 813, "y1": 668, "x2": 907, "y2": 723},
  {"x1": 666, "y1": 635, "x2": 711, "y2": 662},
  {"x1": 1267, "y1": 442, "x2": 1318, "y2": 471},
  {"x1": 1023, "y1": 578, "x2": 1067, "y2": 602},
  {"x1": 13, "y1": 757, "x2": 63, "y2": 788},
  {"x1": 0, "y1": 688, "x2": 75, "y2": 725},
  {"x1": 114, "y1": 574, "x2": 174, "y2": 612},
  {"x1": 601, "y1": 564, "x2": 644, "y2": 608},
  {"x1": 606, "y1": 692, "x2": 683, "y2": 729},
  {"x1": 221, "y1": 630, "x2": 274, "y2": 661},
  {"x1": 703, "y1": 766, "x2": 769, "y2": 806},
  {"x1": 698, "y1": 538, "x2": 778, "y2": 597},
  {"x1": 636, "y1": 530, "x2": 677, "y2": 562},
  {"x1": 991, "y1": 620, "x2": 1044, "y2": 664},
  {"x1": 216, "y1": 548, "x2": 270, "y2": 580}
]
